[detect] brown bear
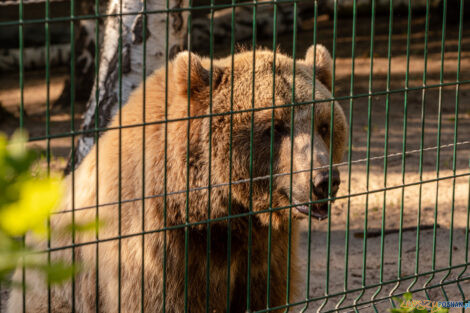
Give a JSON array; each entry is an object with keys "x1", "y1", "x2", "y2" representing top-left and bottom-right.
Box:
[{"x1": 7, "y1": 44, "x2": 347, "y2": 312}]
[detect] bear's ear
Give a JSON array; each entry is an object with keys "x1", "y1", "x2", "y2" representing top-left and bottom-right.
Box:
[
  {"x1": 304, "y1": 44, "x2": 333, "y2": 91},
  {"x1": 173, "y1": 51, "x2": 216, "y2": 97}
]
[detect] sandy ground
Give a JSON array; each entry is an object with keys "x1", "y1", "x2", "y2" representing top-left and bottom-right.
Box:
[{"x1": 1, "y1": 12, "x2": 469, "y2": 313}]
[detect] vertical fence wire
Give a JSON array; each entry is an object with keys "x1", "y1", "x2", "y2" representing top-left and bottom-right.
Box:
[
  {"x1": 117, "y1": 0, "x2": 124, "y2": 310},
  {"x1": 381, "y1": 0, "x2": 394, "y2": 307},
  {"x1": 44, "y1": 0, "x2": 52, "y2": 311},
  {"x1": 300, "y1": 1, "x2": 318, "y2": 311},
  {"x1": 336, "y1": 0, "x2": 356, "y2": 310},
  {"x1": 328, "y1": 0, "x2": 337, "y2": 310},
  {"x1": 408, "y1": 0, "x2": 430, "y2": 295},
  {"x1": 94, "y1": 0, "x2": 101, "y2": 310},
  {"x1": 163, "y1": 5, "x2": 169, "y2": 312},
  {"x1": 18, "y1": 0, "x2": 26, "y2": 311},
  {"x1": 184, "y1": 1, "x2": 193, "y2": 310},
  {"x1": 246, "y1": 1, "x2": 257, "y2": 310},
  {"x1": 381, "y1": 0, "x2": 393, "y2": 306},
  {"x1": 395, "y1": 0, "x2": 412, "y2": 297},
  {"x1": 205, "y1": 1, "x2": 215, "y2": 310},
  {"x1": 266, "y1": 0, "x2": 278, "y2": 309},
  {"x1": 163, "y1": 0, "x2": 170, "y2": 310},
  {"x1": 18, "y1": 0, "x2": 24, "y2": 132},
  {"x1": 441, "y1": 0, "x2": 463, "y2": 298},
  {"x1": 455, "y1": 1, "x2": 466, "y2": 308},
  {"x1": 353, "y1": 0, "x2": 375, "y2": 310},
  {"x1": 435, "y1": 0, "x2": 447, "y2": 302},
  {"x1": 286, "y1": 1, "x2": 298, "y2": 310},
  {"x1": 69, "y1": 0, "x2": 76, "y2": 310},
  {"x1": 141, "y1": 0, "x2": 148, "y2": 311},
  {"x1": 318, "y1": 0, "x2": 338, "y2": 311},
  {"x1": 226, "y1": 2, "x2": 236, "y2": 310},
  {"x1": 425, "y1": 0, "x2": 447, "y2": 300},
  {"x1": 369, "y1": 0, "x2": 391, "y2": 308}
]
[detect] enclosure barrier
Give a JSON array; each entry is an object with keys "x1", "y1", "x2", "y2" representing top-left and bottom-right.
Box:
[{"x1": 0, "y1": 0, "x2": 469, "y2": 312}]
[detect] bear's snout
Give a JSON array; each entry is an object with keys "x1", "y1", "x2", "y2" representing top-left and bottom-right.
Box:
[{"x1": 312, "y1": 167, "x2": 340, "y2": 200}]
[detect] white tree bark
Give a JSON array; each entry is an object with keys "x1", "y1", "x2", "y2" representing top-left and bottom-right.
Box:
[{"x1": 66, "y1": 0, "x2": 187, "y2": 173}]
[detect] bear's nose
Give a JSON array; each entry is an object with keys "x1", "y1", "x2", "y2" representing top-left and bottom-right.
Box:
[{"x1": 312, "y1": 167, "x2": 340, "y2": 199}]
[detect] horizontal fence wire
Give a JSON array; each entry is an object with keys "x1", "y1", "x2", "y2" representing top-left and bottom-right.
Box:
[
  {"x1": 1, "y1": 0, "x2": 314, "y2": 26},
  {"x1": 20, "y1": 79, "x2": 470, "y2": 143},
  {"x1": 49, "y1": 140, "x2": 470, "y2": 216},
  {"x1": 1, "y1": 0, "x2": 468, "y2": 312},
  {"x1": 254, "y1": 275, "x2": 470, "y2": 313},
  {"x1": 32, "y1": 170, "x2": 470, "y2": 255},
  {"x1": 0, "y1": 0, "x2": 66, "y2": 5}
]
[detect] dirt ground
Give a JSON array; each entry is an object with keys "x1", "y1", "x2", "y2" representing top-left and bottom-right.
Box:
[{"x1": 1, "y1": 12, "x2": 469, "y2": 312}]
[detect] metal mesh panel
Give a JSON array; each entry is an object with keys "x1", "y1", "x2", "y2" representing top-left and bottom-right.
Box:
[{"x1": 0, "y1": 0, "x2": 469, "y2": 312}]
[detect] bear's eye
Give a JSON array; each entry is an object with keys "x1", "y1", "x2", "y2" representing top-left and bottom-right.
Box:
[
  {"x1": 319, "y1": 124, "x2": 329, "y2": 137},
  {"x1": 274, "y1": 123, "x2": 289, "y2": 136},
  {"x1": 262, "y1": 123, "x2": 289, "y2": 139}
]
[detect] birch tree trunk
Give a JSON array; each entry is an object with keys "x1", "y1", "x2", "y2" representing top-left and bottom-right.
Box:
[
  {"x1": 65, "y1": 0, "x2": 187, "y2": 173},
  {"x1": 53, "y1": 0, "x2": 108, "y2": 109}
]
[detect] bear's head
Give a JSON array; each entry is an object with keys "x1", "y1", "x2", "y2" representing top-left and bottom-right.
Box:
[{"x1": 170, "y1": 45, "x2": 347, "y2": 229}]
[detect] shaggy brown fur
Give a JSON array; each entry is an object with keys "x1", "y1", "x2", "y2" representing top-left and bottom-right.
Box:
[{"x1": 7, "y1": 45, "x2": 347, "y2": 312}]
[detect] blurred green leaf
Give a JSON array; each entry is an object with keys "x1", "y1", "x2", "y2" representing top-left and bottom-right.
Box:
[
  {"x1": 0, "y1": 177, "x2": 62, "y2": 237},
  {"x1": 403, "y1": 293, "x2": 413, "y2": 301},
  {"x1": 0, "y1": 131, "x2": 70, "y2": 286},
  {"x1": 66, "y1": 220, "x2": 103, "y2": 234},
  {"x1": 38, "y1": 262, "x2": 79, "y2": 284},
  {"x1": 0, "y1": 233, "x2": 22, "y2": 281}
]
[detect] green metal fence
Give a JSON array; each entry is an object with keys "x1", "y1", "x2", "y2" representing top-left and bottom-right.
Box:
[{"x1": 0, "y1": 0, "x2": 469, "y2": 312}]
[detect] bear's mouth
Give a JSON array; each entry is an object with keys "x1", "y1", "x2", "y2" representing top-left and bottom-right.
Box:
[{"x1": 295, "y1": 203, "x2": 328, "y2": 221}]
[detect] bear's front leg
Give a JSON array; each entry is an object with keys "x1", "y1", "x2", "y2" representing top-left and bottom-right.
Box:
[{"x1": 249, "y1": 225, "x2": 301, "y2": 313}]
